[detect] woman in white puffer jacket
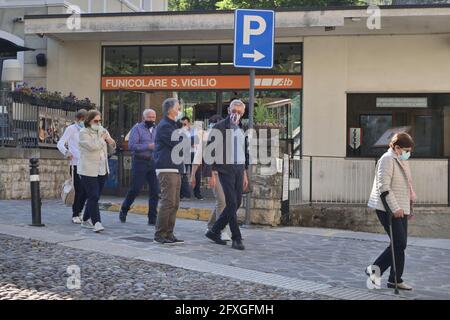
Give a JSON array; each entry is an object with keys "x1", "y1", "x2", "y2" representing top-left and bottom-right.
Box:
[{"x1": 366, "y1": 132, "x2": 416, "y2": 291}]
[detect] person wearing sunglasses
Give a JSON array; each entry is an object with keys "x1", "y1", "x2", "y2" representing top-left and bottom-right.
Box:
[
  {"x1": 78, "y1": 110, "x2": 116, "y2": 233},
  {"x1": 367, "y1": 132, "x2": 416, "y2": 291}
]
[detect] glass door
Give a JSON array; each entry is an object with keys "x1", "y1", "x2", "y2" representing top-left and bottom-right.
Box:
[{"x1": 103, "y1": 91, "x2": 142, "y2": 195}]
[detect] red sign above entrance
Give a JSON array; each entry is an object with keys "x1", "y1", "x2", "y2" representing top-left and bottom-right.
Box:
[{"x1": 101, "y1": 75, "x2": 302, "y2": 91}]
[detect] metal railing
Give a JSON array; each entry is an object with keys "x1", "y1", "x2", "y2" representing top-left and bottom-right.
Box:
[
  {"x1": 289, "y1": 156, "x2": 449, "y2": 206},
  {"x1": 0, "y1": 89, "x2": 76, "y2": 148}
]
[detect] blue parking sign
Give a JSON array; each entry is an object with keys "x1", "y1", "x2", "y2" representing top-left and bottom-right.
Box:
[{"x1": 234, "y1": 9, "x2": 275, "y2": 69}]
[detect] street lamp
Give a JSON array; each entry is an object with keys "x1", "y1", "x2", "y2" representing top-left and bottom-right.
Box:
[{"x1": 1, "y1": 59, "x2": 23, "y2": 91}]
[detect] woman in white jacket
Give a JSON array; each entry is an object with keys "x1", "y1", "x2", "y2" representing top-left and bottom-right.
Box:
[
  {"x1": 78, "y1": 110, "x2": 116, "y2": 233},
  {"x1": 367, "y1": 132, "x2": 416, "y2": 291}
]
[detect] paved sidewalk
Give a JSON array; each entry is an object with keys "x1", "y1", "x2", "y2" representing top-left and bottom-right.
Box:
[{"x1": 1, "y1": 199, "x2": 450, "y2": 300}]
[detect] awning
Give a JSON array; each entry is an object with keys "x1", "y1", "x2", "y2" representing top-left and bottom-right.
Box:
[{"x1": 0, "y1": 38, "x2": 35, "y2": 54}]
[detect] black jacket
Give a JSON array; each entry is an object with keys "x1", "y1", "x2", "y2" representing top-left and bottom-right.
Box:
[{"x1": 207, "y1": 116, "x2": 249, "y2": 173}]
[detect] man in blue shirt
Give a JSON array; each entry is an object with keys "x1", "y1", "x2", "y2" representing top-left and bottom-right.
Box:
[{"x1": 119, "y1": 109, "x2": 159, "y2": 225}]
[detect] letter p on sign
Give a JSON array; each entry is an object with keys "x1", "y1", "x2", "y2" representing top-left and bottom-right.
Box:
[{"x1": 243, "y1": 15, "x2": 267, "y2": 45}]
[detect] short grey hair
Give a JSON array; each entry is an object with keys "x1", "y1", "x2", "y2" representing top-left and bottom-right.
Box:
[
  {"x1": 162, "y1": 98, "x2": 179, "y2": 116},
  {"x1": 229, "y1": 99, "x2": 245, "y2": 111},
  {"x1": 142, "y1": 108, "x2": 156, "y2": 118},
  {"x1": 75, "y1": 109, "x2": 87, "y2": 120}
]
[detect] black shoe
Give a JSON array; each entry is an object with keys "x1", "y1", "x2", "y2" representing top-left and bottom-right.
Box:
[
  {"x1": 148, "y1": 216, "x2": 156, "y2": 225},
  {"x1": 194, "y1": 194, "x2": 204, "y2": 200},
  {"x1": 154, "y1": 236, "x2": 175, "y2": 245},
  {"x1": 167, "y1": 236, "x2": 184, "y2": 244},
  {"x1": 119, "y1": 211, "x2": 127, "y2": 223},
  {"x1": 205, "y1": 230, "x2": 227, "y2": 245},
  {"x1": 232, "y1": 239, "x2": 245, "y2": 250}
]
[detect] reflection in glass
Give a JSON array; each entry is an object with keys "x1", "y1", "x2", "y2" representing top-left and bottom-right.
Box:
[
  {"x1": 142, "y1": 46, "x2": 178, "y2": 74},
  {"x1": 360, "y1": 115, "x2": 393, "y2": 157},
  {"x1": 103, "y1": 47, "x2": 139, "y2": 75},
  {"x1": 180, "y1": 45, "x2": 219, "y2": 74}
]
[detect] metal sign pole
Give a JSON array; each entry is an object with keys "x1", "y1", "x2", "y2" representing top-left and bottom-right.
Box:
[{"x1": 245, "y1": 68, "x2": 255, "y2": 225}]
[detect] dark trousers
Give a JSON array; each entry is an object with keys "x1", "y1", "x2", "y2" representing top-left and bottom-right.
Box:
[
  {"x1": 180, "y1": 164, "x2": 191, "y2": 198},
  {"x1": 373, "y1": 210, "x2": 408, "y2": 283},
  {"x1": 121, "y1": 159, "x2": 159, "y2": 219},
  {"x1": 70, "y1": 165, "x2": 87, "y2": 218},
  {"x1": 211, "y1": 165, "x2": 244, "y2": 241},
  {"x1": 80, "y1": 174, "x2": 107, "y2": 225},
  {"x1": 190, "y1": 152, "x2": 202, "y2": 197}
]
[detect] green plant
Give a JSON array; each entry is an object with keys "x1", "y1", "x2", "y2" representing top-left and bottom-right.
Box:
[{"x1": 254, "y1": 100, "x2": 277, "y2": 126}]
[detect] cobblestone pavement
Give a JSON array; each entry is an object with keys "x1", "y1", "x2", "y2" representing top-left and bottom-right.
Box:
[
  {"x1": 1, "y1": 199, "x2": 450, "y2": 300},
  {"x1": 0, "y1": 234, "x2": 330, "y2": 300}
]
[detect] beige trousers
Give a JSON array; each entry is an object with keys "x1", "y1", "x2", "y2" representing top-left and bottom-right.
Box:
[{"x1": 155, "y1": 172, "x2": 181, "y2": 239}]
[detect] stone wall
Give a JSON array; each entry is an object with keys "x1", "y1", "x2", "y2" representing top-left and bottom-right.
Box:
[
  {"x1": 0, "y1": 149, "x2": 68, "y2": 200},
  {"x1": 288, "y1": 205, "x2": 450, "y2": 239},
  {"x1": 237, "y1": 164, "x2": 283, "y2": 227}
]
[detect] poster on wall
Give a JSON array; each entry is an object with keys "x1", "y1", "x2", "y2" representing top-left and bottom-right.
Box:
[{"x1": 38, "y1": 113, "x2": 66, "y2": 147}]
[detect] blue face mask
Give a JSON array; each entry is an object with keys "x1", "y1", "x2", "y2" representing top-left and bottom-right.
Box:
[
  {"x1": 399, "y1": 150, "x2": 411, "y2": 161},
  {"x1": 78, "y1": 121, "x2": 84, "y2": 128}
]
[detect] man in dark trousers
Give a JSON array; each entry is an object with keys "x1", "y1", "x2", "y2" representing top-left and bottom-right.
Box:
[
  {"x1": 205, "y1": 99, "x2": 249, "y2": 250},
  {"x1": 119, "y1": 108, "x2": 159, "y2": 225}
]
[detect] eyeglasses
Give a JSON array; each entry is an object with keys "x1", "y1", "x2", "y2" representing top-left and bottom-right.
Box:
[{"x1": 92, "y1": 120, "x2": 102, "y2": 124}]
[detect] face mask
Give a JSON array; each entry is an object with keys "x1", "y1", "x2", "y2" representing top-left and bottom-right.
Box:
[
  {"x1": 145, "y1": 120, "x2": 155, "y2": 128},
  {"x1": 77, "y1": 121, "x2": 84, "y2": 128},
  {"x1": 208, "y1": 123, "x2": 214, "y2": 129},
  {"x1": 230, "y1": 113, "x2": 241, "y2": 124},
  {"x1": 399, "y1": 150, "x2": 411, "y2": 161},
  {"x1": 175, "y1": 112, "x2": 183, "y2": 121},
  {"x1": 91, "y1": 124, "x2": 102, "y2": 131}
]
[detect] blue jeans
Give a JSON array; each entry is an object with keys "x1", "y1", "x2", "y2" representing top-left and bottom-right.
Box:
[
  {"x1": 80, "y1": 174, "x2": 107, "y2": 225},
  {"x1": 211, "y1": 165, "x2": 244, "y2": 241},
  {"x1": 121, "y1": 159, "x2": 159, "y2": 219}
]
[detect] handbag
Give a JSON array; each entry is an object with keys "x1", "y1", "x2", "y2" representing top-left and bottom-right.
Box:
[{"x1": 61, "y1": 165, "x2": 75, "y2": 206}]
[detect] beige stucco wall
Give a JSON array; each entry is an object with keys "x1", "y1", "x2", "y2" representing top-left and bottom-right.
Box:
[
  {"x1": 303, "y1": 34, "x2": 450, "y2": 157},
  {"x1": 46, "y1": 39, "x2": 101, "y2": 106}
]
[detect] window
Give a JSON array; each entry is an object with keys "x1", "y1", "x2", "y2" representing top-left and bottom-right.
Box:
[
  {"x1": 142, "y1": 46, "x2": 178, "y2": 75},
  {"x1": 258, "y1": 43, "x2": 302, "y2": 75},
  {"x1": 347, "y1": 93, "x2": 450, "y2": 158},
  {"x1": 180, "y1": 45, "x2": 219, "y2": 74},
  {"x1": 219, "y1": 45, "x2": 246, "y2": 74},
  {"x1": 223, "y1": 90, "x2": 302, "y2": 155},
  {"x1": 103, "y1": 46, "x2": 139, "y2": 75},
  {"x1": 102, "y1": 43, "x2": 302, "y2": 76}
]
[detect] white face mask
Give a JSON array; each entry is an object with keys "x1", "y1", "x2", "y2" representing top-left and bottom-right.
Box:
[
  {"x1": 399, "y1": 150, "x2": 411, "y2": 161},
  {"x1": 91, "y1": 124, "x2": 102, "y2": 131},
  {"x1": 230, "y1": 113, "x2": 241, "y2": 124}
]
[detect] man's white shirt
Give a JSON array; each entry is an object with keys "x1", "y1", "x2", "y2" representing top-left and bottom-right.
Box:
[{"x1": 57, "y1": 123, "x2": 82, "y2": 166}]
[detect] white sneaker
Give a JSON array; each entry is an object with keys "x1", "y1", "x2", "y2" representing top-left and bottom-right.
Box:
[
  {"x1": 72, "y1": 216, "x2": 82, "y2": 224},
  {"x1": 81, "y1": 219, "x2": 94, "y2": 229},
  {"x1": 93, "y1": 222, "x2": 104, "y2": 233},
  {"x1": 365, "y1": 265, "x2": 381, "y2": 289},
  {"x1": 221, "y1": 231, "x2": 232, "y2": 241}
]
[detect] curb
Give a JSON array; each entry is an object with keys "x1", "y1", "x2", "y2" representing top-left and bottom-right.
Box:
[{"x1": 99, "y1": 202, "x2": 212, "y2": 222}]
